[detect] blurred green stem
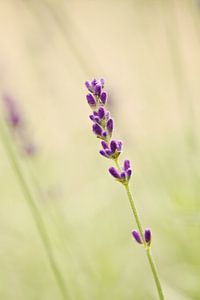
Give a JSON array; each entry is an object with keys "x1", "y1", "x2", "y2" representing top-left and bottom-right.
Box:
[
  {"x1": 0, "y1": 122, "x2": 69, "y2": 300},
  {"x1": 115, "y1": 159, "x2": 164, "y2": 300}
]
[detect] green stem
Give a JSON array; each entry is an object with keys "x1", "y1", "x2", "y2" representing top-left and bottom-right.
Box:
[
  {"x1": 146, "y1": 248, "x2": 165, "y2": 300},
  {"x1": 0, "y1": 122, "x2": 69, "y2": 300},
  {"x1": 115, "y1": 160, "x2": 164, "y2": 300}
]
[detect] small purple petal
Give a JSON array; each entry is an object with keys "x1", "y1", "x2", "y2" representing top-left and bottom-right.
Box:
[
  {"x1": 110, "y1": 140, "x2": 117, "y2": 152},
  {"x1": 94, "y1": 116, "x2": 100, "y2": 123},
  {"x1": 89, "y1": 115, "x2": 94, "y2": 121},
  {"x1": 99, "y1": 150, "x2": 107, "y2": 157},
  {"x1": 126, "y1": 169, "x2": 132, "y2": 179},
  {"x1": 100, "y1": 91, "x2": 107, "y2": 104},
  {"x1": 105, "y1": 149, "x2": 112, "y2": 156},
  {"x1": 116, "y1": 141, "x2": 122, "y2": 151},
  {"x1": 85, "y1": 81, "x2": 91, "y2": 91},
  {"x1": 132, "y1": 230, "x2": 143, "y2": 244},
  {"x1": 109, "y1": 167, "x2": 120, "y2": 179},
  {"x1": 120, "y1": 172, "x2": 126, "y2": 179},
  {"x1": 98, "y1": 107, "x2": 105, "y2": 119},
  {"x1": 144, "y1": 228, "x2": 152, "y2": 245},
  {"x1": 86, "y1": 93, "x2": 96, "y2": 106},
  {"x1": 92, "y1": 123, "x2": 102, "y2": 136},
  {"x1": 94, "y1": 84, "x2": 101, "y2": 96},
  {"x1": 101, "y1": 141, "x2": 108, "y2": 149},
  {"x1": 102, "y1": 131, "x2": 107, "y2": 138},
  {"x1": 124, "y1": 160, "x2": 130, "y2": 171},
  {"x1": 91, "y1": 79, "x2": 97, "y2": 87},
  {"x1": 107, "y1": 118, "x2": 113, "y2": 134}
]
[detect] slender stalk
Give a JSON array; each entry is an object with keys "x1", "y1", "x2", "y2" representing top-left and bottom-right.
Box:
[
  {"x1": 0, "y1": 122, "x2": 68, "y2": 300},
  {"x1": 115, "y1": 159, "x2": 164, "y2": 300}
]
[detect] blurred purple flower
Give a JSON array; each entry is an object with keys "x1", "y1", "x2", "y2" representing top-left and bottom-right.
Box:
[{"x1": 2, "y1": 94, "x2": 36, "y2": 157}]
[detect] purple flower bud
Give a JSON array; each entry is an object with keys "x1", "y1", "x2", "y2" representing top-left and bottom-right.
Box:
[
  {"x1": 110, "y1": 140, "x2": 117, "y2": 152},
  {"x1": 94, "y1": 84, "x2": 101, "y2": 96},
  {"x1": 144, "y1": 228, "x2": 152, "y2": 245},
  {"x1": 124, "y1": 160, "x2": 130, "y2": 171},
  {"x1": 109, "y1": 167, "x2": 120, "y2": 179},
  {"x1": 132, "y1": 230, "x2": 143, "y2": 244},
  {"x1": 98, "y1": 107, "x2": 105, "y2": 119},
  {"x1": 89, "y1": 115, "x2": 95, "y2": 121},
  {"x1": 99, "y1": 150, "x2": 106, "y2": 157},
  {"x1": 92, "y1": 123, "x2": 102, "y2": 136},
  {"x1": 107, "y1": 118, "x2": 113, "y2": 134},
  {"x1": 116, "y1": 141, "x2": 122, "y2": 151},
  {"x1": 3, "y1": 95, "x2": 22, "y2": 128},
  {"x1": 105, "y1": 149, "x2": 112, "y2": 156},
  {"x1": 91, "y1": 79, "x2": 97, "y2": 87},
  {"x1": 100, "y1": 91, "x2": 107, "y2": 105},
  {"x1": 94, "y1": 116, "x2": 100, "y2": 123},
  {"x1": 120, "y1": 172, "x2": 126, "y2": 179},
  {"x1": 85, "y1": 81, "x2": 91, "y2": 91},
  {"x1": 102, "y1": 131, "x2": 107, "y2": 138},
  {"x1": 126, "y1": 169, "x2": 132, "y2": 179},
  {"x1": 101, "y1": 141, "x2": 108, "y2": 149},
  {"x1": 86, "y1": 93, "x2": 96, "y2": 107}
]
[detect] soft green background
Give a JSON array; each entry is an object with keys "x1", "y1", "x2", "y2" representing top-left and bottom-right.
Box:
[{"x1": 0, "y1": 0, "x2": 200, "y2": 299}]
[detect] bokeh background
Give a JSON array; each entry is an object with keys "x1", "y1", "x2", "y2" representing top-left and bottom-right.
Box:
[{"x1": 0, "y1": 0, "x2": 200, "y2": 299}]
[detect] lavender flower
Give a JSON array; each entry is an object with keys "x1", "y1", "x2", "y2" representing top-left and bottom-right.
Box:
[
  {"x1": 109, "y1": 159, "x2": 131, "y2": 183},
  {"x1": 132, "y1": 228, "x2": 152, "y2": 247},
  {"x1": 2, "y1": 94, "x2": 36, "y2": 156},
  {"x1": 100, "y1": 140, "x2": 122, "y2": 159},
  {"x1": 84, "y1": 79, "x2": 164, "y2": 299},
  {"x1": 84, "y1": 78, "x2": 132, "y2": 183}
]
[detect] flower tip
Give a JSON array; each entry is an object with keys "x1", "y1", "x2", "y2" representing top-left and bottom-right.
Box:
[
  {"x1": 132, "y1": 230, "x2": 142, "y2": 244},
  {"x1": 86, "y1": 93, "x2": 96, "y2": 106},
  {"x1": 144, "y1": 228, "x2": 152, "y2": 245},
  {"x1": 124, "y1": 160, "x2": 131, "y2": 171},
  {"x1": 106, "y1": 118, "x2": 113, "y2": 134},
  {"x1": 100, "y1": 91, "x2": 107, "y2": 104},
  {"x1": 108, "y1": 167, "x2": 120, "y2": 179}
]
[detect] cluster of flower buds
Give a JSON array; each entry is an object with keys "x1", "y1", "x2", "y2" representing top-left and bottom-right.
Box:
[
  {"x1": 2, "y1": 94, "x2": 36, "y2": 156},
  {"x1": 109, "y1": 159, "x2": 132, "y2": 183},
  {"x1": 132, "y1": 228, "x2": 152, "y2": 246},
  {"x1": 85, "y1": 78, "x2": 132, "y2": 184}
]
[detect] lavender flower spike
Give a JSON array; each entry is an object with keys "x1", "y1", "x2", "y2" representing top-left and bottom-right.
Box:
[{"x1": 84, "y1": 79, "x2": 165, "y2": 300}]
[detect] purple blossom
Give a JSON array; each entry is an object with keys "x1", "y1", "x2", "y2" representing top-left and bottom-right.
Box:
[
  {"x1": 108, "y1": 159, "x2": 131, "y2": 183},
  {"x1": 84, "y1": 78, "x2": 132, "y2": 183},
  {"x1": 144, "y1": 228, "x2": 152, "y2": 245},
  {"x1": 109, "y1": 167, "x2": 121, "y2": 179},
  {"x1": 100, "y1": 140, "x2": 122, "y2": 159},
  {"x1": 106, "y1": 118, "x2": 113, "y2": 135},
  {"x1": 86, "y1": 93, "x2": 96, "y2": 108},
  {"x1": 2, "y1": 94, "x2": 36, "y2": 157},
  {"x1": 3, "y1": 95, "x2": 23, "y2": 128},
  {"x1": 85, "y1": 78, "x2": 105, "y2": 97},
  {"x1": 100, "y1": 91, "x2": 107, "y2": 105},
  {"x1": 132, "y1": 230, "x2": 142, "y2": 244},
  {"x1": 92, "y1": 123, "x2": 103, "y2": 136}
]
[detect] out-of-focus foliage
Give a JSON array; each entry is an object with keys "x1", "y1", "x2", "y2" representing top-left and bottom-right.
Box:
[{"x1": 0, "y1": 1, "x2": 200, "y2": 299}]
